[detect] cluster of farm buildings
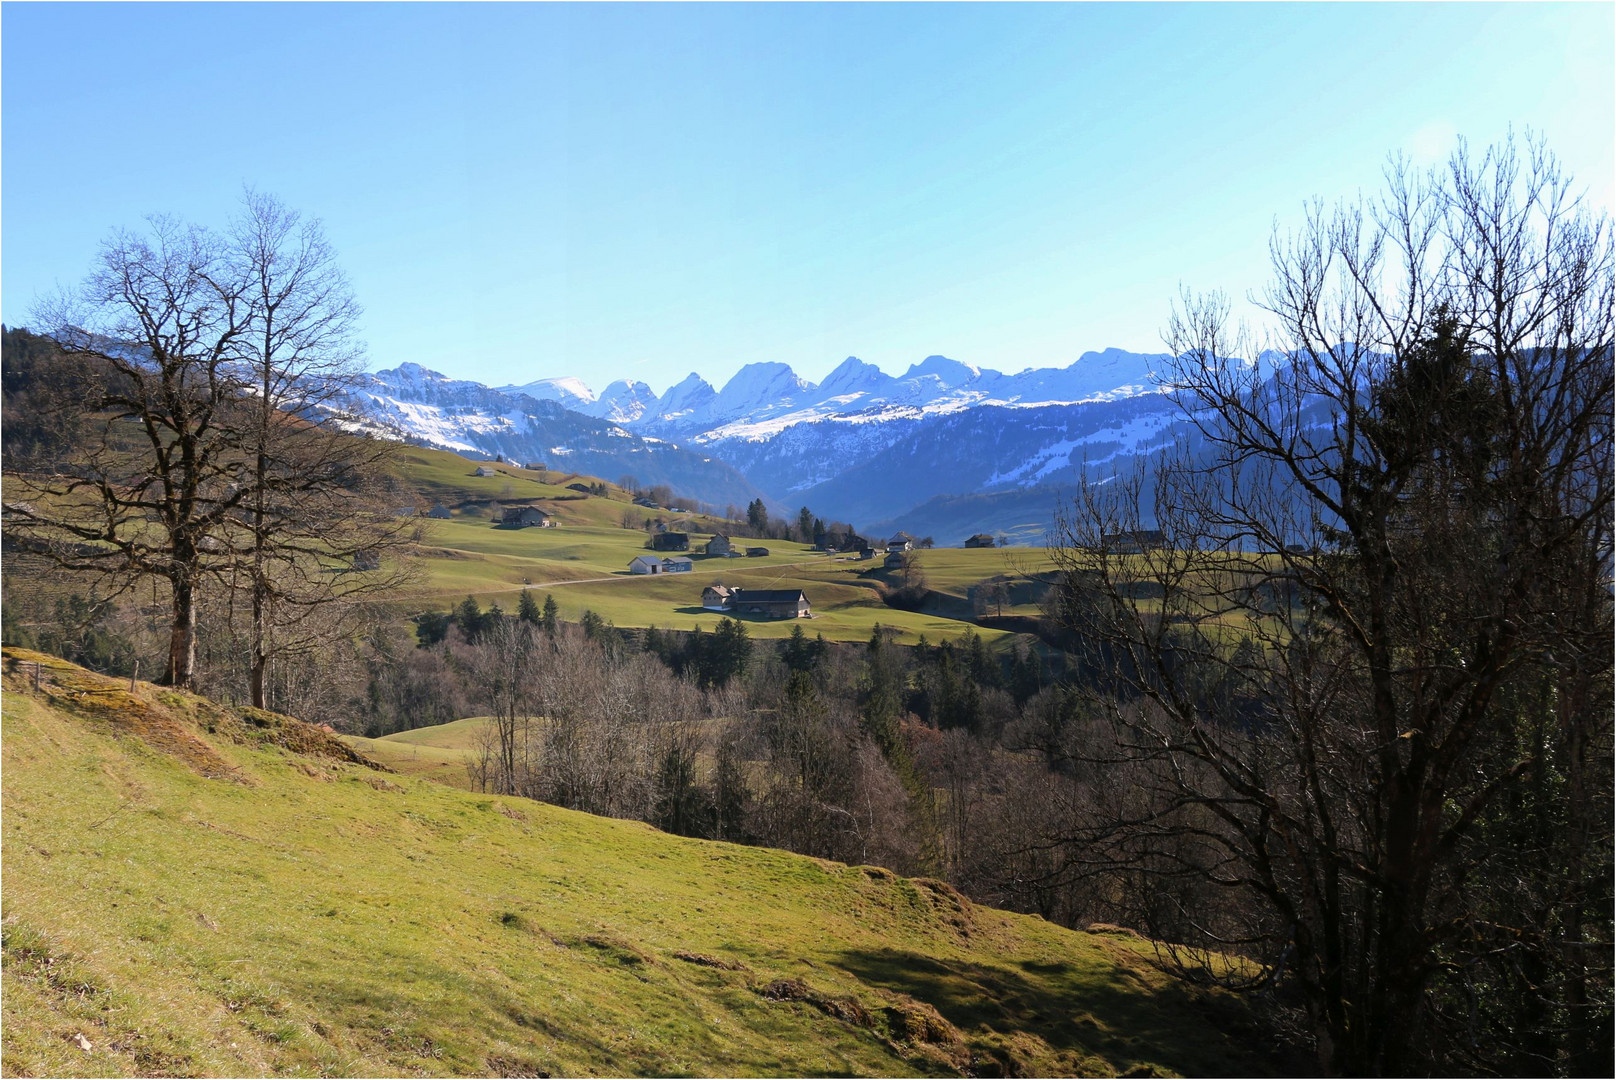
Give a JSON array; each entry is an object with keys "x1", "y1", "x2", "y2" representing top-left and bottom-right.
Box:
[{"x1": 420, "y1": 478, "x2": 1010, "y2": 621}]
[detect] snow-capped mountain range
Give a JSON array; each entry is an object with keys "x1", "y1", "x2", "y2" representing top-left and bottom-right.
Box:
[
  {"x1": 351, "y1": 348, "x2": 1199, "y2": 542},
  {"x1": 501, "y1": 348, "x2": 1167, "y2": 442},
  {"x1": 343, "y1": 363, "x2": 764, "y2": 509}
]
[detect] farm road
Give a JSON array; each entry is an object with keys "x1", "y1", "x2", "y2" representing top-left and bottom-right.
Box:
[{"x1": 520, "y1": 557, "x2": 840, "y2": 589}]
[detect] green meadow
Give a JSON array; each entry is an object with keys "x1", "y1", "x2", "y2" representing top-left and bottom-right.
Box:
[
  {"x1": 343, "y1": 718, "x2": 492, "y2": 788},
  {"x1": 2, "y1": 649, "x2": 1277, "y2": 1078},
  {"x1": 382, "y1": 445, "x2": 1063, "y2": 646}
]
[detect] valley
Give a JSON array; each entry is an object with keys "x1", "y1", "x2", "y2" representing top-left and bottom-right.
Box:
[{"x1": 387, "y1": 445, "x2": 1058, "y2": 646}]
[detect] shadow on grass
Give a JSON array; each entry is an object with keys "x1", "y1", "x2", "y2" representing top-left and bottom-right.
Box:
[{"x1": 830, "y1": 946, "x2": 1285, "y2": 1078}]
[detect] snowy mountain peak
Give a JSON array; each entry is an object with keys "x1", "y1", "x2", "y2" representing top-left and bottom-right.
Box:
[
  {"x1": 708, "y1": 362, "x2": 817, "y2": 421},
  {"x1": 818, "y1": 356, "x2": 894, "y2": 397},
  {"x1": 384, "y1": 362, "x2": 450, "y2": 384},
  {"x1": 653, "y1": 372, "x2": 718, "y2": 423},
  {"x1": 503, "y1": 376, "x2": 597, "y2": 407},
  {"x1": 718, "y1": 361, "x2": 813, "y2": 399},
  {"x1": 592, "y1": 379, "x2": 659, "y2": 424},
  {"x1": 901, "y1": 355, "x2": 980, "y2": 387}
]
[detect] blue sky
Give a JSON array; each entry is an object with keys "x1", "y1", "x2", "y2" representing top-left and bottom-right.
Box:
[{"x1": 3, "y1": 2, "x2": 1611, "y2": 394}]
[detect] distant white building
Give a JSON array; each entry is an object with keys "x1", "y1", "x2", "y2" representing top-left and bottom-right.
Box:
[
  {"x1": 629, "y1": 555, "x2": 664, "y2": 575},
  {"x1": 474, "y1": 466, "x2": 498, "y2": 477}
]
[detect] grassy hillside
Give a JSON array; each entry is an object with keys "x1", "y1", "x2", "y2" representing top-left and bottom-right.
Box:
[
  {"x1": 345, "y1": 717, "x2": 492, "y2": 788},
  {"x1": 2, "y1": 648, "x2": 1280, "y2": 1078},
  {"x1": 387, "y1": 446, "x2": 630, "y2": 508}
]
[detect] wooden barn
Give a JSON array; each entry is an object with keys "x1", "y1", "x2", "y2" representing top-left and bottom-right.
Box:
[
  {"x1": 728, "y1": 589, "x2": 811, "y2": 619},
  {"x1": 501, "y1": 506, "x2": 554, "y2": 528}
]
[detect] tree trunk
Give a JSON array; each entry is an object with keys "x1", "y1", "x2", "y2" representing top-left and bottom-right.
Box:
[
  {"x1": 167, "y1": 575, "x2": 198, "y2": 689},
  {"x1": 250, "y1": 570, "x2": 269, "y2": 709}
]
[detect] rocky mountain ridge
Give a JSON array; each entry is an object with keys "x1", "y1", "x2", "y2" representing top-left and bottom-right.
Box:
[{"x1": 344, "y1": 349, "x2": 1202, "y2": 541}]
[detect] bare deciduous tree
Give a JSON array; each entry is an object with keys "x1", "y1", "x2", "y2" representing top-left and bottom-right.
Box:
[
  {"x1": 9, "y1": 218, "x2": 254, "y2": 687},
  {"x1": 229, "y1": 190, "x2": 417, "y2": 709},
  {"x1": 1047, "y1": 137, "x2": 1613, "y2": 1074}
]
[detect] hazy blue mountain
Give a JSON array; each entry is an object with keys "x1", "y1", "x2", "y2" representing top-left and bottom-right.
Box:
[{"x1": 786, "y1": 395, "x2": 1183, "y2": 531}]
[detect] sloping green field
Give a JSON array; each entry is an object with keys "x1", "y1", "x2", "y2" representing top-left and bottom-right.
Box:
[
  {"x1": 2, "y1": 648, "x2": 1277, "y2": 1078},
  {"x1": 387, "y1": 447, "x2": 621, "y2": 508},
  {"x1": 345, "y1": 717, "x2": 493, "y2": 787}
]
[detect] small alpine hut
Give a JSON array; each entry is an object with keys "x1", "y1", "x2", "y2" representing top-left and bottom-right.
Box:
[
  {"x1": 702, "y1": 584, "x2": 734, "y2": 610},
  {"x1": 629, "y1": 555, "x2": 664, "y2": 575},
  {"x1": 886, "y1": 531, "x2": 914, "y2": 552},
  {"x1": 474, "y1": 465, "x2": 498, "y2": 477},
  {"x1": 964, "y1": 533, "x2": 996, "y2": 548},
  {"x1": 651, "y1": 532, "x2": 690, "y2": 552},
  {"x1": 661, "y1": 556, "x2": 694, "y2": 573},
  {"x1": 705, "y1": 534, "x2": 733, "y2": 557}
]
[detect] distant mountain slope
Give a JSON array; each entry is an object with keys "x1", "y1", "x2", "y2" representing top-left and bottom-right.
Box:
[
  {"x1": 864, "y1": 486, "x2": 1079, "y2": 549},
  {"x1": 345, "y1": 363, "x2": 764, "y2": 508},
  {"x1": 789, "y1": 395, "x2": 1183, "y2": 533},
  {"x1": 2, "y1": 649, "x2": 1278, "y2": 1079}
]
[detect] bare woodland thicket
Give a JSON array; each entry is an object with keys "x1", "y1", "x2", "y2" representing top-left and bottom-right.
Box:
[{"x1": 1049, "y1": 137, "x2": 1613, "y2": 1074}]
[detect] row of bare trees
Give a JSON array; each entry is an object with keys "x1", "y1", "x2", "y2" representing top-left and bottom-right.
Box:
[{"x1": 4, "y1": 193, "x2": 415, "y2": 703}]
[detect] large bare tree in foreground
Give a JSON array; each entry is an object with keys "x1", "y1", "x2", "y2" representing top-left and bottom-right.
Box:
[
  {"x1": 7, "y1": 196, "x2": 415, "y2": 699},
  {"x1": 227, "y1": 191, "x2": 416, "y2": 709},
  {"x1": 8, "y1": 219, "x2": 253, "y2": 687},
  {"x1": 1049, "y1": 137, "x2": 1612, "y2": 1074}
]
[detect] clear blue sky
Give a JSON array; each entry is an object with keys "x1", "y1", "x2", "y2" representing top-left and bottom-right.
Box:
[{"x1": 4, "y1": 2, "x2": 1611, "y2": 394}]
